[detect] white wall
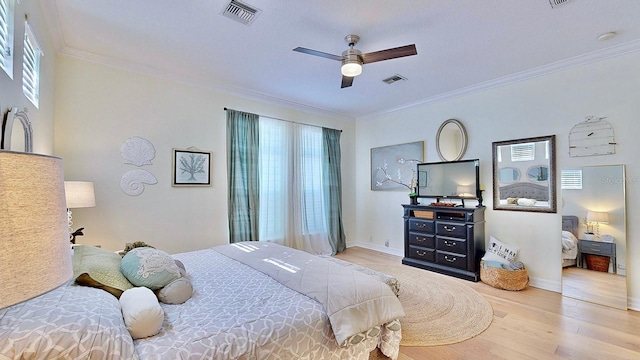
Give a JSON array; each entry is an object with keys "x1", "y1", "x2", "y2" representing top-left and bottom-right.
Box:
[
  {"x1": 53, "y1": 56, "x2": 356, "y2": 255},
  {"x1": 354, "y1": 51, "x2": 640, "y2": 307},
  {"x1": 0, "y1": 1, "x2": 56, "y2": 154}
]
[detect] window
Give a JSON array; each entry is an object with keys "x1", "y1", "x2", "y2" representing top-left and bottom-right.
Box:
[
  {"x1": 561, "y1": 169, "x2": 583, "y2": 190},
  {"x1": 0, "y1": 0, "x2": 14, "y2": 78},
  {"x1": 258, "y1": 117, "x2": 326, "y2": 241},
  {"x1": 23, "y1": 22, "x2": 42, "y2": 108},
  {"x1": 510, "y1": 142, "x2": 535, "y2": 162}
]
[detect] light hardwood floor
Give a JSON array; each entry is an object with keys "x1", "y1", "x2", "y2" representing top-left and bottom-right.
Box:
[{"x1": 335, "y1": 247, "x2": 640, "y2": 360}]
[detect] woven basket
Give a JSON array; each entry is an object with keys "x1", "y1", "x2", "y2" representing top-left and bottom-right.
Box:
[
  {"x1": 414, "y1": 210, "x2": 434, "y2": 219},
  {"x1": 584, "y1": 254, "x2": 610, "y2": 272},
  {"x1": 480, "y1": 261, "x2": 529, "y2": 291}
]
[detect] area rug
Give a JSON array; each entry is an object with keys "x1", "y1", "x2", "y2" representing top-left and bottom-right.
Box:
[{"x1": 363, "y1": 264, "x2": 493, "y2": 347}]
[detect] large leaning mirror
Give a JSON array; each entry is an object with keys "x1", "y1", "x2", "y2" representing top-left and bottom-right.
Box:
[
  {"x1": 561, "y1": 165, "x2": 627, "y2": 310},
  {"x1": 436, "y1": 119, "x2": 467, "y2": 161},
  {"x1": 492, "y1": 135, "x2": 556, "y2": 213}
]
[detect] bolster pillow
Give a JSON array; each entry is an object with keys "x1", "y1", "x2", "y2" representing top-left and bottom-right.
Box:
[{"x1": 119, "y1": 287, "x2": 164, "y2": 339}]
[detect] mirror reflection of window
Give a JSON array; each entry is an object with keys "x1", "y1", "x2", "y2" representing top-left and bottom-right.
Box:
[
  {"x1": 498, "y1": 167, "x2": 520, "y2": 183},
  {"x1": 561, "y1": 169, "x2": 583, "y2": 189},
  {"x1": 510, "y1": 143, "x2": 535, "y2": 161},
  {"x1": 527, "y1": 166, "x2": 549, "y2": 181}
]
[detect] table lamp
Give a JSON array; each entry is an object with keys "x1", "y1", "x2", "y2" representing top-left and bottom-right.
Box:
[
  {"x1": 0, "y1": 151, "x2": 72, "y2": 309},
  {"x1": 586, "y1": 210, "x2": 609, "y2": 239},
  {"x1": 64, "y1": 181, "x2": 96, "y2": 244}
]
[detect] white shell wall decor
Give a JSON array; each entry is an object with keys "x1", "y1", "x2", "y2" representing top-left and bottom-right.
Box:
[
  {"x1": 120, "y1": 169, "x2": 158, "y2": 196},
  {"x1": 120, "y1": 136, "x2": 156, "y2": 166},
  {"x1": 568, "y1": 116, "x2": 617, "y2": 157}
]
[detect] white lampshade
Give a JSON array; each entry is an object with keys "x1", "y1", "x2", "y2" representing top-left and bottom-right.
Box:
[
  {"x1": 587, "y1": 211, "x2": 609, "y2": 224},
  {"x1": 456, "y1": 185, "x2": 473, "y2": 198},
  {"x1": 0, "y1": 151, "x2": 72, "y2": 309},
  {"x1": 65, "y1": 181, "x2": 96, "y2": 208}
]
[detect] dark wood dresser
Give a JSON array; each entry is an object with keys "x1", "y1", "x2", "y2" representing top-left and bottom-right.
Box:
[{"x1": 402, "y1": 204, "x2": 486, "y2": 281}]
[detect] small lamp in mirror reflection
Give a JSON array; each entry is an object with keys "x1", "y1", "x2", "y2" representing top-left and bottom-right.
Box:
[
  {"x1": 0, "y1": 151, "x2": 72, "y2": 309},
  {"x1": 456, "y1": 185, "x2": 473, "y2": 198},
  {"x1": 586, "y1": 210, "x2": 609, "y2": 240},
  {"x1": 64, "y1": 181, "x2": 96, "y2": 244}
]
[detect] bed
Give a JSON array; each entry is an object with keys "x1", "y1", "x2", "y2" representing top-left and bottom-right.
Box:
[
  {"x1": 562, "y1": 215, "x2": 580, "y2": 267},
  {"x1": 498, "y1": 182, "x2": 550, "y2": 207},
  {"x1": 0, "y1": 242, "x2": 403, "y2": 359}
]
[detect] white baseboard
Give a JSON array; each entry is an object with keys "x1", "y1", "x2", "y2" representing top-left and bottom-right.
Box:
[
  {"x1": 345, "y1": 241, "x2": 404, "y2": 257},
  {"x1": 627, "y1": 297, "x2": 640, "y2": 311},
  {"x1": 528, "y1": 277, "x2": 562, "y2": 293}
]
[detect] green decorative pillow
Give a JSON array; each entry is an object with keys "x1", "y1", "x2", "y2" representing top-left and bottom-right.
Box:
[
  {"x1": 72, "y1": 245, "x2": 134, "y2": 298},
  {"x1": 120, "y1": 247, "x2": 181, "y2": 290}
]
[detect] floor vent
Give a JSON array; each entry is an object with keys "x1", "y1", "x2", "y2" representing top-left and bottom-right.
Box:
[
  {"x1": 221, "y1": 0, "x2": 262, "y2": 25},
  {"x1": 549, "y1": 0, "x2": 573, "y2": 8},
  {"x1": 383, "y1": 74, "x2": 407, "y2": 84}
]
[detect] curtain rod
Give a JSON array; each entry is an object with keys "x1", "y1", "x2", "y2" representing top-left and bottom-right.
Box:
[{"x1": 224, "y1": 107, "x2": 342, "y2": 132}]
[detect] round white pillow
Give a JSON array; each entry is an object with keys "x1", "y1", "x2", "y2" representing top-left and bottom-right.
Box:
[{"x1": 119, "y1": 287, "x2": 164, "y2": 339}]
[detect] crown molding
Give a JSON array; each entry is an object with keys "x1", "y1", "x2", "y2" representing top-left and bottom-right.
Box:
[{"x1": 359, "y1": 39, "x2": 640, "y2": 121}]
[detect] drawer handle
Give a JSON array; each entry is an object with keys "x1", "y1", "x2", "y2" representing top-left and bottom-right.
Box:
[
  {"x1": 591, "y1": 244, "x2": 600, "y2": 247},
  {"x1": 416, "y1": 223, "x2": 426, "y2": 228},
  {"x1": 444, "y1": 255, "x2": 457, "y2": 262},
  {"x1": 416, "y1": 236, "x2": 426, "y2": 242},
  {"x1": 590, "y1": 249, "x2": 600, "y2": 252},
  {"x1": 444, "y1": 240, "x2": 455, "y2": 247},
  {"x1": 443, "y1": 225, "x2": 456, "y2": 232},
  {"x1": 416, "y1": 250, "x2": 426, "y2": 256}
]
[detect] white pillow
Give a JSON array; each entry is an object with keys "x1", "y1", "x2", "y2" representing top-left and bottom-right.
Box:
[
  {"x1": 156, "y1": 277, "x2": 193, "y2": 305},
  {"x1": 481, "y1": 251, "x2": 510, "y2": 265},
  {"x1": 487, "y1": 235, "x2": 520, "y2": 262},
  {"x1": 119, "y1": 287, "x2": 164, "y2": 339},
  {"x1": 517, "y1": 198, "x2": 537, "y2": 206}
]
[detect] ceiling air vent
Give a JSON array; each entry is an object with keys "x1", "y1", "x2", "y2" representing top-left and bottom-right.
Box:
[
  {"x1": 383, "y1": 74, "x2": 407, "y2": 85},
  {"x1": 549, "y1": 0, "x2": 574, "y2": 8},
  {"x1": 221, "y1": 0, "x2": 262, "y2": 25}
]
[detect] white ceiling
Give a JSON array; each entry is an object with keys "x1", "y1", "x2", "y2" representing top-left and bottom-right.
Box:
[{"x1": 41, "y1": 0, "x2": 640, "y2": 119}]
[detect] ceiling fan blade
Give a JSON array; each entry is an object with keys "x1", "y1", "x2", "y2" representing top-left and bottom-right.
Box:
[
  {"x1": 293, "y1": 47, "x2": 342, "y2": 61},
  {"x1": 361, "y1": 44, "x2": 417, "y2": 64},
  {"x1": 341, "y1": 75, "x2": 354, "y2": 88}
]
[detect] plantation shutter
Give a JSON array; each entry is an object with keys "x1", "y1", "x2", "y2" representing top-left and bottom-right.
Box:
[{"x1": 22, "y1": 22, "x2": 42, "y2": 108}]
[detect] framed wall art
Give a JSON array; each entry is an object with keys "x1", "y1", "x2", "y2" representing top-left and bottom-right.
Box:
[
  {"x1": 371, "y1": 141, "x2": 424, "y2": 191},
  {"x1": 172, "y1": 148, "x2": 212, "y2": 187}
]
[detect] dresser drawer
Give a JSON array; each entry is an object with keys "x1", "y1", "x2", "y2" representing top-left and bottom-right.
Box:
[
  {"x1": 409, "y1": 232, "x2": 435, "y2": 248},
  {"x1": 436, "y1": 237, "x2": 467, "y2": 254},
  {"x1": 408, "y1": 245, "x2": 435, "y2": 262},
  {"x1": 580, "y1": 240, "x2": 614, "y2": 256},
  {"x1": 409, "y1": 218, "x2": 434, "y2": 233},
  {"x1": 436, "y1": 222, "x2": 466, "y2": 238},
  {"x1": 436, "y1": 251, "x2": 467, "y2": 269}
]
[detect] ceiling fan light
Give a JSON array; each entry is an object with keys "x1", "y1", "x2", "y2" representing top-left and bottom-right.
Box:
[{"x1": 341, "y1": 62, "x2": 362, "y2": 77}]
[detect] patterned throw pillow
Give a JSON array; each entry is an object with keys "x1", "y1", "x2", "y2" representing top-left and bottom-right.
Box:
[
  {"x1": 486, "y1": 235, "x2": 520, "y2": 262},
  {"x1": 120, "y1": 247, "x2": 181, "y2": 290}
]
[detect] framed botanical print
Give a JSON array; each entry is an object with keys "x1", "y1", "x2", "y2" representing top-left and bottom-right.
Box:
[{"x1": 172, "y1": 148, "x2": 212, "y2": 186}]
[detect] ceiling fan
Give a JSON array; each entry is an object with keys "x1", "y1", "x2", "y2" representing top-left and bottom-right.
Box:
[{"x1": 293, "y1": 35, "x2": 417, "y2": 88}]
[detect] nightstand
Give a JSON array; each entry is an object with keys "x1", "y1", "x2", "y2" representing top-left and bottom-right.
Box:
[{"x1": 578, "y1": 239, "x2": 616, "y2": 273}]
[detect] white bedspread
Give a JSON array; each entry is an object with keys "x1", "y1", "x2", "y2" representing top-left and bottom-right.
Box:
[{"x1": 134, "y1": 246, "x2": 402, "y2": 360}]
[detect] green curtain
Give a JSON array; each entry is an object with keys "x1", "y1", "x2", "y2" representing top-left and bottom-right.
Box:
[
  {"x1": 322, "y1": 127, "x2": 345, "y2": 254},
  {"x1": 226, "y1": 109, "x2": 260, "y2": 243}
]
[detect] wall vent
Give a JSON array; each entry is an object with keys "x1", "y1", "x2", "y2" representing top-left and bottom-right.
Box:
[
  {"x1": 221, "y1": 0, "x2": 262, "y2": 25},
  {"x1": 383, "y1": 74, "x2": 407, "y2": 84},
  {"x1": 549, "y1": 0, "x2": 574, "y2": 8}
]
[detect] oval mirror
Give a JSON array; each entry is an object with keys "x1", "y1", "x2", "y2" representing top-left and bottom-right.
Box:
[
  {"x1": 498, "y1": 167, "x2": 520, "y2": 183},
  {"x1": 527, "y1": 165, "x2": 549, "y2": 181},
  {"x1": 436, "y1": 119, "x2": 467, "y2": 161},
  {"x1": 1, "y1": 108, "x2": 33, "y2": 152}
]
